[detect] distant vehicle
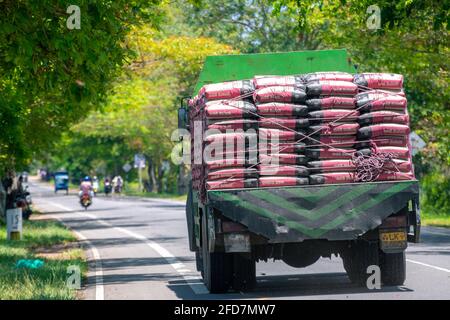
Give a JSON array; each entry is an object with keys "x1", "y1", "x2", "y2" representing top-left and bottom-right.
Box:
[
  {"x1": 104, "y1": 179, "x2": 112, "y2": 196},
  {"x1": 54, "y1": 171, "x2": 69, "y2": 194},
  {"x1": 15, "y1": 184, "x2": 33, "y2": 220},
  {"x1": 92, "y1": 176, "x2": 99, "y2": 196},
  {"x1": 21, "y1": 172, "x2": 29, "y2": 183}
]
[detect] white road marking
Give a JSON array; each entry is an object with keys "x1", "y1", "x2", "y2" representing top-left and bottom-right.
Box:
[
  {"x1": 41, "y1": 200, "x2": 208, "y2": 295},
  {"x1": 36, "y1": 202, "x2": 105, "y2": 300},
  {"x1": 406, "y1": 259, "x2": 450, "y2": 274}
]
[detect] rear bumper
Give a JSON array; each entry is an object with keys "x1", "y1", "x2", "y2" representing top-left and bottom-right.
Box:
[{"x1": 207, "y1": 180, "x2": 419, "y2": 243}]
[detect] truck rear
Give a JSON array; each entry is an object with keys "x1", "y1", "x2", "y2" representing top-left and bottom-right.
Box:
[{"x1": 178, "y1": 49, "x2": 420, "y2": 293}]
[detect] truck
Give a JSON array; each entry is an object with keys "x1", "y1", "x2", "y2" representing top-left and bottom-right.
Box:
[{"x1": 178, "y1": 49, "x2": 420, "y2": 293}]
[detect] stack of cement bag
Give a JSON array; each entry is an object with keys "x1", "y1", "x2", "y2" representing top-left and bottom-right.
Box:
[
  {"x1": 189, "y1": 80, "x2": 259, "y2": 192},
  {"x1": 354, "y1": 73, "x2": 414, "y2": 181},
  {"x1": 253, "y1": 76, "x2": 310, "y2": 187},
  {"x1": 304, "y1": 72, "x2": 361, "y2": 184}
]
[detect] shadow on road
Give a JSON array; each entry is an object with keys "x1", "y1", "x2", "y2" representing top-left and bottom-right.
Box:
[{"x1": 167, "y1": 272, "x2": 414, "y2": 300}]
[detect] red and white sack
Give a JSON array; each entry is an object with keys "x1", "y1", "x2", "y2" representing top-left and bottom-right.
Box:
[
  {"x1": 357, "y1": 124, "x2": 410, "y2": 139},
  {"x1": 308, "y1": 160, "x2": 356, "y2": 173},
  {"x1": 355, "y1": 136, "x2": 408, "y2": 149},
  {"x1": 259, "y1": 176, "x2": 309, "y2": 188},
  {"x1": 308, "y1": 109, "x2": 360, "y2": 123},
  {"x1": 207, "y1": 168, "x2": 258, "y2": 181},
  {"x1": 353, "y1": 73, "x2": 403, "y2": 90},
  {"x1": 258, "y1": 142, "x2": 306, "y2": 154},
  {"x1": 375, "y1": 171, "x2": 414, "y2": 182},
  {"x1": 258, "y1": 165, "x2": 309, "y2": 177},
  {"x1": 306, "y1": 97, "x2": 355, "y2": 111},
  {"x1": 358, "y1": 147, "x2": 411, "y2": 160},
  {"x1": 309, "y1": 172, "x2": 356, "y2": 184},
  {"x1": 306, "y1": 135, "x2": 356, "y2": 148},
  {"x1": 309, "y1": 123, "x2": 360, "y2": 136},
  {"x1": 257, "y1": 103, "x2": 308, "y2": 117},
  {"x1": 207, "y1": 178, "x2": 258, "y2": 190},
  {"x1": 304, "y1": 72, "x2": 354, "y2": 83},
  {"x1": 207, "y1": 119, "x2": 258, "y2": 132},
  {"x1": 259, "y1": 118, "x2": 309, "y2": 130},
  {"x1": 253, "y1": 75, "x2": 305, "y2": 90},
  {"x1": 205, "y1": 100, "x2": 257, "y2": 119},
  {"x1": 253, "y1": 86, "x2": 307, "y2": 104},
  {"x1": 358, "y1": 111, "x2": 409, "y2": 126},
  {"x1": 199, "y1": 80, "x2": 254, "y2": 100},
  {"x1": 306, "y1": 80, "x2": 358, "y2": 97},
  {"x1": 206, "y1": 158, "x2": 258, "y2": 170},
  {"x1": 259, "y1": 153, "x2": 308, "y2": 165},
  {"x1": 356, "y1": 91, "x2": 407, "y2": 113},
  {"x1": 305, "y1": 148, "x2": 355, "y2": 160},
  {"x1": 259, "y1": 128, "x2": 306, "y2": 142}
]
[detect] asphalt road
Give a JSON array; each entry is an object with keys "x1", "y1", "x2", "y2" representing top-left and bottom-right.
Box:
[{"x1": 30, "y1": 180, "x2": 450, "y2": 300}]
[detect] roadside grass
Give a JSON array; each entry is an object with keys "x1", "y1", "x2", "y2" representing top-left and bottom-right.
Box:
[
  {"x1": 421, "y1": 212, "x2": 450, "y2": 228},
  {"x1": 0, "y1": 218, "x2": 87, "y2": 299}
]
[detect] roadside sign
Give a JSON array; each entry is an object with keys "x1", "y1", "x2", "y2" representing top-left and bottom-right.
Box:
[
  {"x1": 122, "y1": 163, "x2": 132, "y2": 173},
  {"x1": 134, "y1": 154, "x2": 146, "y2": 169},
  {"x1": 7, "y1": 208, "x2": 22, "y2": 240},
  {"x1": 409, "y1": 132, "x2": 426, "y2": 156}
]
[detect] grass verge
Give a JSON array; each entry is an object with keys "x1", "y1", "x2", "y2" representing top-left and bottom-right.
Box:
[
  {"x1": 0, "y1": 218, "x2": 87, "y2": 299},
  {"x1": 421, "y1": 212, "x2": 450, "y2": 228}
]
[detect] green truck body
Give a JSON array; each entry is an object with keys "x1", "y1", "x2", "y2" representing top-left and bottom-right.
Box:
[{"x1": 180, "y1": 49, "x2": 420, "y2": 293}]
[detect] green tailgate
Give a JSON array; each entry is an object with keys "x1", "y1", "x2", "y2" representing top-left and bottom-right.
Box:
[
  {"x1": 193, "y1": 49, "x2": 355, "y2": 94},
  {"x1": 207, "y1": 180, "x2": 419, "y2": 242}
]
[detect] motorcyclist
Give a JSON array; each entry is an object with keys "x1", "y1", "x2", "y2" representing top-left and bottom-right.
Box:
[
  {"x1": 112, "y1": 175, "x2": 123, "y2": 194},
  {"x1": 104, "y1": 177, "x2": 112, "y2": 195},
  {"x1": 79, "y1": 176, "x2": 94, "y2": 199},
  {"x1": 92, "y1": 176, "x2": 99, "y2": 195}
]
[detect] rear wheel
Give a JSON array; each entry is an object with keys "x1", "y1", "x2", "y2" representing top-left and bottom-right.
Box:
[
  {"x1": 342, "y1": 240, "x2": 379, "y2": 286},
  {"x1": 201, "y1": 213, "x2": 232, "y2": 293},
  {"x1": 379, "y1": 251, "x2": 406, "y2": 286},
  {"x1": 231, "y1": 253, "x2": 256, "y2": 292}
]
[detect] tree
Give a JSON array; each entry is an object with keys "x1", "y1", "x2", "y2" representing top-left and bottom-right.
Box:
[{"x1": 0, "y1": 0, "x2": 162, "y2": 173}]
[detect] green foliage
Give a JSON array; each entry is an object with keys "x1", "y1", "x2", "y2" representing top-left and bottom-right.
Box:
[
  {"x1": 0, "y1": 0, "x2": 162, "y2": 173},
  {"x1": 421, "y1": 172, "x2": 450, "y2": 216}
]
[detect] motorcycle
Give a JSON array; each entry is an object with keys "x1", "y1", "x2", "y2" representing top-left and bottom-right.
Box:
[
  {"x1": 104, "y1": 181, "x2": 112, "y2": 196},
  {"x1": 114, "y1": 184, "x2": 122, "y2": 194},
  {"x1": 92, "y1": 180, "x2": 99, "y2": 196},
  {"x1": 79, "y1": 192, "x2": 92, "y2": 210},
  {"x1": 15, "y1": 185, "x2": 33, "y2": 220}
]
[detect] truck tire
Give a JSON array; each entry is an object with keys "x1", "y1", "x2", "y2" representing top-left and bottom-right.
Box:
[
  {"x1": 201, "y1": 213, "x2": 232, "y2": 293},
  {"x1": 185, "y1": 181, "x2": 196, "y2": 251},
  {"x1": 379, "y1": 251, "x2": 406, "y2": 286},
  {"x1": 342, "y1": 240, "x2": 379, "y2": 286},
  {"x1": 195, "y1": 250, "x2": 203, "y2": 274},
  {"x1": 232, "y1": 253, "x2": 256, "y2": 292}
]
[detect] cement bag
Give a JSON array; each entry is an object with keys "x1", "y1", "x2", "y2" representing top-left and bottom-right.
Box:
[
  {"x1": 258, "y1": 142, "x2": 306, "y2": 154},
  {"x1": 253, "y1": 75, "x2": 305, "y2": 90},
  {"x1": 259, "y1": 128, "x2": 307, "y2": 142},
  {"x1": 308, "y1": 109, "x2": 359, "y2": 123},
  {"x1": 357, "y1": 124, "x2": 410, "y2": 139},
  {"x1": 305, "y1": 148, "x2": 356, "y2": 160},
  {"x1": 306, "y1": 80, "x2": 358, "y2": 97},
  {"x1": 205, "y1": 101, "x2": 257, "y2": 119},
  {"x1": 307, "y1": 160, "x2": 356, "y2": 173},
  {"x1": 306, "y1": 97, "x2": 355, "y2": 111},
  {"x1": 257, "y1": 103, "x2": 308, "y2": 117},
  {"x1": 375, "y1": 171, "x2": 414, "y2": 182},
  {"x1": 207, "y1": 168, "x2": 258, "y2": 181},
  {"x1": 207, "y1": 178, "x2": 258, "y2": 190},
  {"x1": 206, "y1": 158, "x2": 258, "y2": 170},
  {"x1": 358, "y1": 111, "x2": 409, "y2": 126},
  {"x1": 304, "y1": 72, "x2": 354, "y2": 82},
  {"x1": 309, "y1": 123, "x2": 360, "y2": 136},
  {"x1": 355, "y1": 136, "x2": 408, "y2": 149},
  {"x1": 253, "y1": 86, "x2": 307, "y2": 104},
  {"x1": 306, "y1": 135, "x2": 356, "y2": 148},
  {"x1": 384, "y1": 159, "x2": 413, "y2": 172},
  {"x1": 259, "y1": 153, "x2": 308, "y2": 165},
  {"x1": 358, "y1": 146, "x2": 411, "y2": 160},
  {"x1": 356, "y1": 91, "x2": 407, "y2": 112},
  {"x1": 259, "y1": 118, "x2": 309, "y2": 130},
  {"x1": 259, "y1": 176, "x2": 309, "y2": 188},
  {"x1": 200, "y1": 80, "x2": 254, "y2": 100},
  {"x1": 353, "y1": 73, "x2": 403, "y2": 90},
  {"x1": 309, "y1": 172, "x2": 355, "y2": 184},
  {"x1": 207, "y1": 119, "x2": 258, "y2": 132},
  {"x1": 258, "y1": 165, "x2": 309, "y2": 177}
]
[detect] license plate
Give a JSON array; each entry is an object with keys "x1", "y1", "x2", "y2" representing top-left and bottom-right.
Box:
[{"x1": 380, "y1": 231, "x2": 407, "y2": 242}]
